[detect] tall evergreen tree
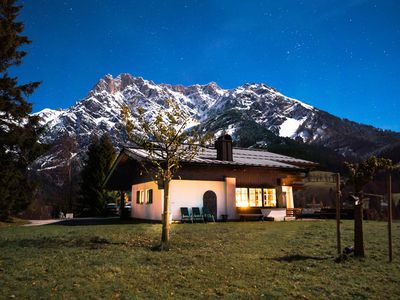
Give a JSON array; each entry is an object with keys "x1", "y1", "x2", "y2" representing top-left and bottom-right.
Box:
[
  {"x1": 0, "y1": 0, "x2": 46, "y2": 221},
  {"x1": 79, "y1": 134, "x2": 117, "y2": 216}
]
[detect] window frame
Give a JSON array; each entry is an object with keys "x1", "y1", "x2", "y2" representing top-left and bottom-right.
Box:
[
  {"x1": 136, "y1": 190, "x2": 145, "y2": 204},
  {"x1": 235, "y1": 187, "x2": 277, "y2": 208},
  {"x1": 263, "y1": 188, "x2": 277, "y2": 207},
  {"x1": 136, "y1": 190, "x2": 140, "y2": 204},
  {"x1": 146, "y1": 189, "x2": 153, "y2": 204}
]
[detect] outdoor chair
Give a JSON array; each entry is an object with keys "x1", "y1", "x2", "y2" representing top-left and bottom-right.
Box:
[
  {"x1": 191, "y1": 207, "x2": 205, "y2": 223},
  {"x1": 202, "y1": 207, "x2": 215, "y2": 222},
  {"x1": 180, "y1": 207, "x2": 192, "y2": 223}
]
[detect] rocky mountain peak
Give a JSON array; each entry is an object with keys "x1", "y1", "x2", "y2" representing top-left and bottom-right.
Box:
[
  {"x1": 116, "y1": 73, "x2": 137, "y2": 89},
  {"x1": 90, "y1": 74, "x2": 116, "y2": 94}
]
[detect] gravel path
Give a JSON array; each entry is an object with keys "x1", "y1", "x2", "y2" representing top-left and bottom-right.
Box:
[{"x1": 24, "y1": 219, "x2": 62, "y2": 226}]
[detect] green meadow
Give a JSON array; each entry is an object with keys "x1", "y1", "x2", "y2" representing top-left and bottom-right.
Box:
[{"x1": 0, "y1": 220, "x2": 399, "y2": 299}]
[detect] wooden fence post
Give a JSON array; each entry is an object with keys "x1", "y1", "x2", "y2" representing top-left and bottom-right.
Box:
[
  {"x1": 336, "y1": 173, "x2": 341, "y2": 255},
  {"x1": 387, "y1": 172, "x2": 393, "y2": 262}
]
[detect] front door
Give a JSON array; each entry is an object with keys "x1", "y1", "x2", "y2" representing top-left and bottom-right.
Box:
[{"x1": 203, "y1": 190, "x2": 217, "y2": 218}]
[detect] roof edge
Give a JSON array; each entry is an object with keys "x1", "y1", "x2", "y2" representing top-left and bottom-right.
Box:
[{"x1": 103, "y1": 148, "x2": 129, "y2": 189}]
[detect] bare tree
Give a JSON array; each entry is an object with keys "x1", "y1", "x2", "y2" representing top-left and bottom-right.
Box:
[
  {"x1": 345, "y1": 156, "x2": 393, "y2": 257},
  {"x1": 122, "y1": 99, "x2": 210, "y2": 250}
]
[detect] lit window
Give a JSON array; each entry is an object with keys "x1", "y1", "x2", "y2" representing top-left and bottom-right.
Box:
[
  {"x1": 236, "y1": 188, "x2": 277, "y2": 207},
  {"x1": 263, "y1": 189, "x2": 276, "y2": 207},
  {"x1": 249, "y1": 188, "x2": 263, "y2": 207},
  {"x1": 146, "y1": 189, "x2": 153, "y2": 204},
  {"x1": 235, "y1": 188, "x2": 249, "y2": 207}
]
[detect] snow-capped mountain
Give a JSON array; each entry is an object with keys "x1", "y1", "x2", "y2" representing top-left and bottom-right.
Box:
[
  {"x1": 33, "y1": 73, "x2": 400, "y2": 172},
  {"x1": 33, "y1": 74, "x2": 225, "y2": 146}
]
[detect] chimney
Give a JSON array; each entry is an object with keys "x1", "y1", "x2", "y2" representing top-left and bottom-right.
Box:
[{"x1": 215, "y1": 134, "x2": 233, "y2": 161}]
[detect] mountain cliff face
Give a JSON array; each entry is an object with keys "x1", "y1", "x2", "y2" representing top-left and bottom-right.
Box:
[{"x1": 33, "y1": 73, "x2": 400, "y2": 172}]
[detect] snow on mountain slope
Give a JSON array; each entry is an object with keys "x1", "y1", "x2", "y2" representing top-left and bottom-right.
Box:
[
  {"x1": 32, "y1": 108, "x2": 64, "y2": 125},
  {"x1": 201, "y1": 82, "x2": 318, "y2": 142},
  {"x1": 35, "y1": 74, "x2": 226, "y2": 146},
  {"x1": 279, "y1": 117, "x2": 307, "y2": 138}
]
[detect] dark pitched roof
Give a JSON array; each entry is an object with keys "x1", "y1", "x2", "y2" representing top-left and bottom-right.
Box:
[
  {"x1": 104, "y1": 145, "x2": 317, "y2": 190},
  {"x1": 123, "y1": 146, "x2": 317, "y2": 169}
]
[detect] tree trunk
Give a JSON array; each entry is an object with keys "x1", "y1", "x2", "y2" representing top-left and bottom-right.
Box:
[
  {"x1": 354, "y1": 197, "x2": 365, "y2": 257},
  {"x1": 160, "y1": 179, "x2": 170, "y2": 250},
  {"x1": 120, "y1": 191, "x2": 126, "y2": 219}
]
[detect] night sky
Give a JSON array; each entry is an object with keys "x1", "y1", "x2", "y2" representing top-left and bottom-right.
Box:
[{"x1": 14, "y1": 0, "x2": 400, "y2": 131}]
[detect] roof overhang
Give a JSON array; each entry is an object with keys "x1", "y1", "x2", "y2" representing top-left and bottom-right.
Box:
[
  {"x1": 103, "y1": 148, "x2": 146, "y2": 190},
  {"x1": 104, "y1": 146, "x2": 316, "y2": 190}
]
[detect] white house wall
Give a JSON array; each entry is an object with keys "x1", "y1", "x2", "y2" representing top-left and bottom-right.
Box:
[
  {"x1": 131, "y1": 179, "x2": 295, "y2": 222},
  {"x1": 131, "y1": 181, "x2": 163, "y2": 221},
  {"x1": 169, "y1": 179, "x2": 226, "y2": 221}
]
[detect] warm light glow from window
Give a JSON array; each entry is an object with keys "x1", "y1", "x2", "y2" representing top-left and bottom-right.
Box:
[
  {"x1": 236, "y1": 188, "x2": 276, "y2": 207},
  {"x1": 235, "y1": 188, "x2": 249, "y2": 207},
  {"x1": 263, "y1": 189, "x2": 276, "y2": 207},
  {"x1": 249, "y1": 188, "x2": 263, "y2": 207}
]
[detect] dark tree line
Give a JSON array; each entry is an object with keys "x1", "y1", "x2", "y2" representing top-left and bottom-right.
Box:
[
  {"x1": 0, "y1": 0, "x2": 47, "y2": 221},
  {"x1": 0, "y1": 1, "x2": 117, "y2": 220},
  {"x1": 78, "y1": 134, "x2": 118, "y2": 216}
]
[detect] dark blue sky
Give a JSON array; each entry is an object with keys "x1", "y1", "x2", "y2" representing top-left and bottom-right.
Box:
[{"x1": 15, "y1": 0, "x2": 400, "y2": 131}]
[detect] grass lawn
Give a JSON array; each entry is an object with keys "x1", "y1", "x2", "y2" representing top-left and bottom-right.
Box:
[{"x1": 0, "y1": 220, "x2": 399, "y2": 299}]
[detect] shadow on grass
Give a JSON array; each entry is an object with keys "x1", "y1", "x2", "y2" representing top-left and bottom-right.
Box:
[
  {"x1": 274, "y1": 254, "x2": 329, "y2": 262},
  {"x1": 0, "y1": 236, "x2": 120, "y2": 249},
  {"x1": 0, "y1": 235, "x2": 159, "y2": 250}
]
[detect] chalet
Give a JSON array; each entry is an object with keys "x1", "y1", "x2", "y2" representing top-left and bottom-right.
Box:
[{"x1": 104, "y1": 135, "x2": 317, "y2": 221}]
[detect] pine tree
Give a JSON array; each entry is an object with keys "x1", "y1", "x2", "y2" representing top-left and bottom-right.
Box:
[
  {"x1": 79, "y1": 134, "x2": 117, "y2": 216},
  {"x1": 0, "y1": 0, "x2": 46, "y2": 221}
]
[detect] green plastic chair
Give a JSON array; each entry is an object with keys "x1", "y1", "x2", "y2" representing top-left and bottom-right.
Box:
[
  {"x1": 202, "y1": 207, "x2": 215, "y2": 222},
  {"x1": 180, "y1": 207, "x2": 192, "y2": 223},
  {"x1": 191, "y1": 207, "x2": 204, "y2": 223}
]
